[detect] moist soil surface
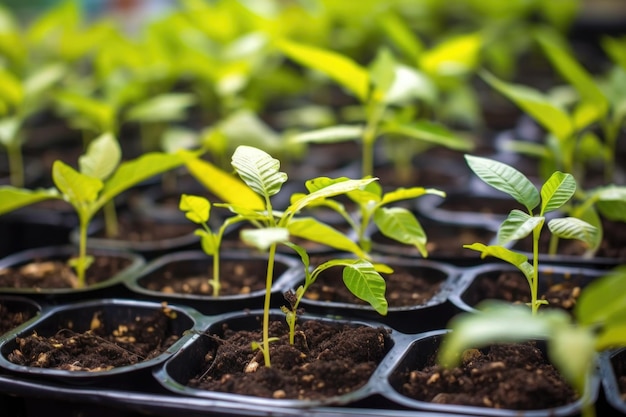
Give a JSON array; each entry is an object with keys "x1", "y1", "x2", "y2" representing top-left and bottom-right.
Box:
[
  {"x1": 400, "y1": 341, "x2": 578, "y2": 409},
  {"x1": 304, "y1": 264, "x2": 444, "y2": 307},
  {"x1": 0, "y1": 255, "x2": 132, "y2": 289},
  {"x1": 93, "y1": 216, "x2": 197, "y2": 243},
  {"x1": 188, "y1": 319, "x2": 390, "y2": 400},
  {"x1": 0, "y1": 303, "x2": 36, "y2": 335},
  {"x1": 7, "y1": 305, "x2": 180, "y2": 371}
]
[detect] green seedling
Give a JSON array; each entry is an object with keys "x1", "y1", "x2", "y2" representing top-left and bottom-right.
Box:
[
  {"x1": 463, "y1": 155, "x2": 598, "y2": 314},
  {"x1": 223, "y1": 145, "x2": 386, "y2": 367},
  {"x1": 291, "y1": 178, "x2": 445, "y2": 255},
  {"x1": 439, "y1": 265, "x2": 626, "y2": 417},
  {"x1": 0, "y1": 133, "x2": 185, "y2": 287}
]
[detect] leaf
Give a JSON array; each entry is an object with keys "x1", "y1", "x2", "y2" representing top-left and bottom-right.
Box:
[
  {"x1": 287, "y1": 217, "x2": 367, "y2": 259},
  {"x1": 78, "y1": 132, "x2": 121, "y2": 180},
  {"x1": 576, "y1": 266, "x2": 626, "y2": 326},
  {"x1": 231, "y1": 145, "x2": 287, "y2": 199},
  {"x1": 288, "y1": 125, "x2": 364, "y2": 144},
  {"x1": 179, "y1": 194, "x2": 210, "y2": 224},
  {"x1": 287, "y1": 177, "x2": 378, "y2": 215},
  {"x1": 548, "y1": 325, "x2": 596, "y2": 396},
  {"x1": 540, "y1": 171, "x2": 576, "y2": 214},
  {"x1": 481, "y1": 70, "x2": 574, "y2": 142},
  {"x1": 420, "y1": 32, "x2": 482, "y2": 78},
  {"x1": 374, "y1": 207, "x2": 428, "y2": 257},
  {"x1": 0, "y1": 69, "x2": 23, "y2": 110},
  {"x1": 125, "y1": 93, "x2": 195, "y2": 123},
  {"x1": 196, "y1": 229, "x2": 217, "y2": 256},
  {"x1": 381, "y1": 120, "x2": 473, "y2": 151},
  {"x1": 497, "y1": 210, "x2": 544, "y2": 245},
  {"x1": 100, "y1": 152, "x2": 184, "y2": 205},
  {"x1": 595, "y1": 324, "x2": 626, "y2": 351},
  {"x1": 276, "y1": 38, "x2": 370, "y2": 102},
  {"x1": 594, "y1": 185, "x2": 626, "y2": 222},
  {"x1": 463, "y1": 243, "x2": 533, "y2": 282},
  {"x1": 23, "y1": 63, "x2": 65, "y2": 99},
  {"x1": 381, "y1": 187, "x2": 445, "y2": 205},
  {"x1": 547, "y1": 217, "x2": 598, "y2": 248},
  {"x1": 181, "y1": 151, "x2": 264, "y2": 210},
  {"x1": 342, "y1": 260, "x2": 388, "y2": 315},
  {"x1": 54, "y1": 91, "x2": 115, "y2": 133},
  {"x1": 240, "y1": 227, "x2": 289, "y2": 251},
  {"x1": 378, "y1": 11, "x2": 423, "y2": 62},
  {"x1": 369, "y1": 47, "x2": 396, "y2": 101},
  {"x1": 464, "y1": 154, "x2": 539, "y2": 211},
  {"x1": 52, "y1": 160, "x2": 103, "y2": 206},
  {"x1": 0, "y1": 186, "x2": 60, "y2": 215}
]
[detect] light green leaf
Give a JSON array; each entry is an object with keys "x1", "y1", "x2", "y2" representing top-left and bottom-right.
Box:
[
  {"x1": 23, "y1": 63, "x2": 65, "y2": 99},
  {"x1": 231, "y1": 145, "x2": 287, "y2": 199},
  {"x1": 378, "y1": 11, "x2": 423, "y2": 62},
  {"x1": 420, "y1": 32, "x2": 482, "y2": 78},
  {"x1": 369, "y1": 47, "x2": 396, "y2": 101},
  {"x1": 0, "y1": 69, "x2": 23, "y2": 109},
  {"x1": 180, "y1": 194, "x2": 210, "y2": 224},
  {"x1": 287, "y1": 177, "x2": 377, "y2": 215},
  {"x1": 276, "y1": 38, "x2": 370, "y2": 102},
  {"x1": 481, "y1": 70, "x2": 574, "y2": 142},
  {"x1": 382, "y1": 120, "x2": 473, "y2": 151},
  {"x1": 287, "y1": 217, "x2": 367, "y2": 259},
  {"x1": 240, "y1": 227, "x2": 289, "y2": 251},
  {"x1": 54, "y1": 91, "x2": 115, "y2": 133},
  {"x1": 540, "y1": 171, "x2": 576, "y2": 214},
  {"x1": 342, "y1": 260, "x2": 388, "y2": 315},
  {"x1": 0, "y1": 186, "x2": 61, "y2": 215},
  {"x1": 125, "y1": 93, "x2": 195, "y2": 123},
  {"x1": 0, "y1": 117, "x2": 20, "y2": 147},
  {"x1": 547, "y1": 217, "x2": 598, "y2": 248},
  {"x1": 596, "y1": 324, "x2": 626, "y2": 351},
  {"x1": 100, "y1": 152, "x2": 184, "y2": 205},
  {"x1": 181, "y1": 150, "x2": 264, "y2": 210},
  {"x1": 288, "y1": 125, "x2": 364, "y2": 144},
  {"x1": 304, "y1": 177, "x2": 351, "y2": 193},
  {"x1": 52, "y1": 160, "x2": 103, "y2": 206},
  {"x1": 78, "y1": 132, "x2": 120, "y2": 180},
  {"x1": 374, "y1": 207, "x2": 428, "y2": 257},
  {"x1": 196, "y1": 229, "x2": 218, "y2": 256},
  {"x1": 497, "y1": 210, "x2": 544, "y2": 245},
  {"x1": 549, "y1": 325, "x2": 596, "y2": 396},
  {"x1": 464, "y1": 243, "x2": 533, "y2": 282},
  {"x1": 465, "y1": 155, "x2": 539, "y2": 211},
  {"x1": 594, "y1": 186, "x2": 626, "y2": 222},
  {"x1": 576, "y1": 266, "x2": 626, "y2": 326},
  {"x1": 381, "y1": 187, "x2": 445, "y2": 205}
]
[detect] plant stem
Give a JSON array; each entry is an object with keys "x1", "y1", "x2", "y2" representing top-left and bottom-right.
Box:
[
  {"x1": 212, "y1": 248, "x2": 220, "y2": 297},
  {"x1": 103, "y1": 200, "x2": 119, "y2": 238},
  {"x1": 77, "y1": 215, "x2": 89, "y2": 288},
  {"x1": 361, "y1": 102, "x2": 386, "y2": 178},
  {"x1": 531, "y1": 226, "x2": 541, "y2": 315},
  {"x1": 7, "y1": 142, "x2": 24, "y2": 188},
  {"x1": 262, "y1": 242, "x2": 278, "y2": 367}
]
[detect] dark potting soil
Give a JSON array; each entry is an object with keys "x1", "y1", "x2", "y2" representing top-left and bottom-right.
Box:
[
  {"x1": 0, "y1": 256, "x2": 132, "y2": 289},
  {"x1": 7, "y1": 305, "x2": 180, "y2": 371},
  {"x1": 400, "y1": 342, "x2": 578, "y2": 409},
  {"x1": 93, "y1": 217, "x2": 196, "y2": 242},
  {"x1": 0, "y1": 303, "x2": 35, "y2": 335},
  {"x1": 304, "y1": 265, "x2": 443, "y2": 307},
  {"x1": 188, "y1": 319, "x2": 390, "y2": 400},
  {"x1": 466, "y1": 271, "x2": 582, "y2": 311},
  {"x1": 140, "y1": 259, "x2": 270, "y2": 296}
]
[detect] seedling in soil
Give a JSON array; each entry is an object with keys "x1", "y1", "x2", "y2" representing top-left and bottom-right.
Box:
[{"x1": 463, "y1": 154, "x2": 598, "y2": 314}]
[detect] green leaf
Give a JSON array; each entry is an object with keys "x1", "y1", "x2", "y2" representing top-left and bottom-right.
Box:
[
  {"x1": 276, "y1": 38, "x2": 370, "y2": 102},
  {"x1": 420, "y1": 32, "x2": 482, "y2": 78},
  {"x1": 0, "y1": 186, "x2": 60, "y2": 215},
  {"x1": 196, "y1": 229, "x2": 218, "y2": 256},
  {"x1": 595, "y1": 324, "x2": 626, "y2": 351},
  {"x1": 342, "y1": 260, "x2": 388, "y2": 315},
  {"x1": 231, "y1": 145, "x2": 288, "y2": 199},
  {"x1": 497, "y1": 210, "x2": 544, "y2": 245},
  {"x1": 547, "y1": 217, "x2": 598, "y2": 248},
  {"x1": 464, "y1": 155, "x2": 539, "y2": 211},
  {"x1": 180, "y1": 194, "x2": 210, "y2": 224},
  {"x1": 540, "y1": 171, "x2": 576, "y2": 214},
  {"x1": 382, "y1": 120, "x2": 473, "y2": 151},
  {"x1": 576, "y1": 266, "x2": 626, "y2": 326},
  {"x1": 481, "y1": 70, "x2": 573, "y2": 142},
  {"x1": 23, "y1": 63, "x2": 65, "y2": 99},
  {"x1": 288, "y1": 125, "x2": 364, "y2": 144},
  {"x1": 78, "y1": 132, "x2": 121, "y2": 180},
  {"x1": 287, "y1": 217, "x2": 367, "y2": 259},
  {"x1": 378, "y1": 11, "x2": 423, "y2": 62},
  {"x1": 240, "y1": 227, "x2": 289, "y2": 251},
  {"x1": 52, "y1": 160, "x2": 103, "y2": 206},
  {"x1": 374, "y1": 207, "x2": 428, "y2": 257},
  {"x1": 125, "y1": 93, "x2": 195, "y2": 123},
  {"x1": 181, "y1": 150, "x2": 264, "y2": 210},
  {"x1": 548, "y1": 325, "x2": 596, "y2": 396},
  {"x1": 54, "y1": 91, "x2": 115, "y2": 133},
  {"x1": 464, "y1": 243, "x2": 533, "y2": 282},
  {"x1": 100, "y1": 152, "x2": 184, "y2": 205},
  {"x1": 381, "y1": 187, "x2": 445, "y2": 205},
  {"x1": 287, "y1": 177, "x2": 378, "y2": 215},
  {"x1": 369, "y1": 47, "x2": 396, "y2": 101},
  {"x1": 594, "y1": 186, "x2": 626, "y2": 222},
  {"x1": 0, "y1": 69, "x2": 23, "y2": 109}
]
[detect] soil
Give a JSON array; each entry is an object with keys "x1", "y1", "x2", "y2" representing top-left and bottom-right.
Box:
[
  {"x1": 304, "y1": 264, "x2": 444, "y2": 307},
  {"x1": 464, "y1": 270, "x2": 584, "y2": 312},
  {"x1": 0, "y1": 255, "x2": 133, "y2": 289},
  {"x1": 7, "y1": 305, "x2": 180, "y2": 371},
  {"x1": 188, "y1": 318, "x2": 390, "y2": 400},
  {"x1": 93, "y1": 216, "x2": 197, "y2": 243},
  {"x1": 0, "y1": 303, "x2": 35, "y2": 335},
  {"x1": 138, "y1": 258, "x2": 280, "y2": 296},
  {"x1": 399, "y1": 341, "x2": 578, "y2": 409}
]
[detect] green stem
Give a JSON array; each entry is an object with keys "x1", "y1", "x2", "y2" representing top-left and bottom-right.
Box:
[
  {"x1": 531, "y1": 226, "x2": 541, "y2": 315},
  {"x1": 361, "y1": 102, "x2": 386, "y2": 178},
  {"x1": 7, "y1": 142, "x2": 24, "y2": 188},
  {"x1": 77, "y1": 215, "x2": 89, "y2": 288},
  {"x1": 548, "y1": 234, "x2": 559, "y2": 256},
  {"x1": 103, "y1": 200, "x2": 118, "y2": 238},
  {"x1": 262, "y1": 242, "x2": 278, "y2": 368},
  {"x1": 212, "y1": 247, "x2": 220, "y2": 297}
]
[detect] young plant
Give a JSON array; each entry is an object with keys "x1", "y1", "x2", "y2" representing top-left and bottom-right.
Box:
[
  {"x1": 439, "y1": 265, "x2": 626, "y2": 417},
  {"x1": 291, "y1": 178, "x2": 445, "y2": 255},
  {"x1": 0, "y1": 133, "x2": 185, "y2": 287},
  {"x1": 223, "y1": 145, "x2": 385, "y2": 367},
  {"x1": 463, "y1": 155, "x2": 598, "y2": 314}
]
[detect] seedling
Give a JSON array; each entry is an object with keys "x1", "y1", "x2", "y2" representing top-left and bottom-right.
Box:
[
  {"x1": 439, "y1": 265, "x2": 626, "y2": 417},
  {"x1": 224, "y1": 145, "x2": 386, "y2": 367},
  {"x1": 463, "y1": 155, "x2": 598, "y2": 314},
  {"x1": 291, "y1": 178, "x2": 445, "y2": 255},
  {"x1": 0, "y1": 133, "x2": 185, "y2": 287}
]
